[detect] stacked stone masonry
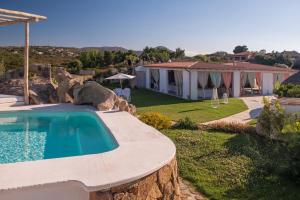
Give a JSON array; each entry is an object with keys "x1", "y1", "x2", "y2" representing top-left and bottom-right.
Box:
[{"x1": 90, "y1": 157, "x2": 181, "y2": 200}]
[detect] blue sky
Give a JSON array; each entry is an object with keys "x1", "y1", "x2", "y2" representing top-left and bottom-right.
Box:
[{"x1": 0, "y1": 0, "x2": 300, "y2": 55}]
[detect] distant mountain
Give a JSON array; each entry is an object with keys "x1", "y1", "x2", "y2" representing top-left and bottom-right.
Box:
[{"x1": 155, "y1": 46, "x2": 172, "y2": 51}]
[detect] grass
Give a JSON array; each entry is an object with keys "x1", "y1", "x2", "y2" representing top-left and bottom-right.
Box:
[
  {"x1": 247, "y1": 118, "x2": 257, "y2": 127},
  {"x1": 132, "y1": 89, "x2": 247, "y2": 123},
  {"x1": 163, "y1": 129, "x2": 300, "y2": 200}
]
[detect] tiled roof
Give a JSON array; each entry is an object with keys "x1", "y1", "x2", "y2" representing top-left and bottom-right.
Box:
[
  {"x1": 233, "y1": 51, "x2": 253, "y2": 56},
  {"x1": 143, "y1": 61, "x2": 295, "y2": 72},
  {"x1": 283, "y1": 71, "x2": 300, "y2": 84},
  {"x1": 143, "y1": 61, "x2": 197, "y2": 69}
]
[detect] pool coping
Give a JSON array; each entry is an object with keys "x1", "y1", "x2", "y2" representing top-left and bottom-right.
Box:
[{"x1": 0, "y1": 104, "x2": 176, "y2": 192}]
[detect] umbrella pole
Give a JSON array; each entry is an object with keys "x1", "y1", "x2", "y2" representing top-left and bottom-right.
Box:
[{"x1": 120, "y1": 80, "x2": 123, "y2": 89}]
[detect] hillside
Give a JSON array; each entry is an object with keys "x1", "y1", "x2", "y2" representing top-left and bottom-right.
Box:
[{"x1": 0, "y1": 46, "x2": 142, "y2": 68}]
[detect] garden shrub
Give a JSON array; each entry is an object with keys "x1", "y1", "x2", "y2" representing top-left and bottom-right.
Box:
[
  {"x1": 255, "y1": 97, "x2": 300, "y2": 182},
  {"x1": 203, "y1": 121, "x2": 256, "y2": 134},
  {"x1": 286, "y1": 134, "x2": 300, "y2": 182},
  {"x1": 173, "y1": 117, "x2": 198, "y2": 130},
  {"x1": 282, "y1": 114, "x2": 300, "y2": 134},
  {"x1": 256, "y1": 97, "x2": 285, "y2": 138},
  {"x1": 274, "y1": 83, "x2": 300, "y2": 98},
  {"x1": 139, "y1": 112, "x2": 172, "y2": 130}
]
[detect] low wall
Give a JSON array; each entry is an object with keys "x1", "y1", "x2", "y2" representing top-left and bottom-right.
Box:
[
  {"x1": 90, "y1": 157, "x2": 181, "y2": 200},
  {"x1": 278, "y1": 98, "x2": 300, "y2": 114}
]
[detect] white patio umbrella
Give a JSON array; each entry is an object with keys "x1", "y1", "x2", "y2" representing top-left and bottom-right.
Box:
[{"x1": 105, "y1": 73, "x2": 135, "y2": 88}]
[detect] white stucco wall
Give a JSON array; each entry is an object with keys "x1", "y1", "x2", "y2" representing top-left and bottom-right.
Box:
[
  {"x1": 232, "y1": 71, "x2": 241, "y2": 97},
  {"x1": 182, "y1": 70, "x2": 190, "y2": 99},
  {"x1": 262, "y1": 72, "x2": 273, "y2": 95},
  {"x1": 198, "y1": 89, "x2": 213, "y2": 99},
  {"x1": 190, "y1": 70, "x2": 198, "y2": 100},
  {"x1": 159, "y1": 69, "x2": 168, "y2": 93},
  {"x1": 145, "y1": 68, "x2": 150, "y2": 89}
]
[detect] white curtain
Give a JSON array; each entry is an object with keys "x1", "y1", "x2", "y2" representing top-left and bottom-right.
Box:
[
  {"x1": 150, "y1": 69, "x2": 160, "y2": 90},
  {"x1": 273, "y1": 73, "x2": 284, "y2": 89},
  {"x1": 273, "y1": 73, "x2": 284, "y2": 85},
  {"x1": 174, "y1": 70, "x2": 183, "y2": 96},
  {"x1": 198, "y1": 71, "x2": 209, "y2": 98},
  {"x1": 209, "y1": 72, "x2": 222, "y2": 88},
  {"x1": 241, "y1": 72, "x2": 247, "y2": 87},
  {"x1": 247, "y1": 72, "x2": 256, "y2": 88}
]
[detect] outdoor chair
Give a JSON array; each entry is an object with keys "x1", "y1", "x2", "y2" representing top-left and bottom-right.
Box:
[
  {"x1": 123, "y1": 88, "x2": 131, "y2": 102},
  {"x1": 114, "y1": 88, "x2": 123, "y2": 97}
]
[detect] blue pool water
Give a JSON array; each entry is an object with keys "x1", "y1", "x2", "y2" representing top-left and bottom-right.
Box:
[{"x1": 0, "y1": 111, "x2": 118, "y2": 164}]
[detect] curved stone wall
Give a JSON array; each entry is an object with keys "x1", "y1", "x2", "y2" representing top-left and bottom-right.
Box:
[{"x1": 90, "y1": 157, "x2": 181, "y2": 200}]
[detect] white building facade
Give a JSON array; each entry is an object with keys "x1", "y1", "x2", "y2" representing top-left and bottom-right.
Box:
[{"x1": 135, "y1": 61, "x2": 295, "y2": 100}]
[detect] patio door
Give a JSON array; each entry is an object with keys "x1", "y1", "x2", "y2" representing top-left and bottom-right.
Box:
[{"x1": 150, "y1": 69, "x2": 160, "y2": 90}]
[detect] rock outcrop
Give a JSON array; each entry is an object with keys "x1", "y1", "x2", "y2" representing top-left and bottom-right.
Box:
[
  {"x1": 55, "y1": 68, "x2": 87, "y2": 103},
  {"x1": 0, "y1": 78, "x2": 57, "y2": 104},
  {"x1": 0, "y1": 68, "x2": 135, "y2": 114},
  {"x1": 73, "y1": 81, "x2": 116, "y2": 108},
  {"x1": 0, "y1": 79, "x2": 24, "y2": 96},
  {"x1": 90, "y1": 157, "x2": 181, "y2": 200},
  {"x1": 55, "y1": 68, "x2": 135, "y2": 114},
  {"x1": 73, "y1": 81, "x2": 136, "y2": 114}
]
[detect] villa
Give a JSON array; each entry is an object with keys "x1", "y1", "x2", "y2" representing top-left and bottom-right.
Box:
[
  {"x1": 0, "y1": 8, "x2": 180, "y2": 200},
  {"x1": 135, "y1": 61, "x2": 295, "y2": 99},
  {"x1": 1, "y1": 3, "x2": 300, "y2": 200}
]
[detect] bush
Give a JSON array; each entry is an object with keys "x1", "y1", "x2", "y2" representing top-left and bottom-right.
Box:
[
  {"x1": 282, "y1": 114, "x2": 300, "y2": 134},
  {"x1": 173, "y1": 117, "x2": 198, "y2": 130},
  {"x1": 286, "y1": 134, "x2": 300, "y2": 182},
  {"x1": 256, "y1": 97, "x2": 285, "y2": 138},
  {"x1": 139, "y1": 112, "x2": 172, "y2": 130},
  {"x1": 203, "y1": 121, "x2": 256, "y2": 134},
  {"x1": 274, "y1": 83, "x2": 300, "y2": 98},
  {"x1": 67, "y1": 59, "x2": 82, "y2": 74}
]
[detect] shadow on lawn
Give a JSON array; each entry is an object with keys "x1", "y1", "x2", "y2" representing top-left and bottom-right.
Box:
[
  {"x1": 178, "y1": 108, "x2": 203, "y2": 113},
  {"x1": 131, "y1": 89, "x2": 201, "y2": 108},
  {"x1": 249, "y1": 107, "x2": 262, "y2": 119},
  {"x1": 222, "y1": 134, "x2": 299, "y2": 200}
]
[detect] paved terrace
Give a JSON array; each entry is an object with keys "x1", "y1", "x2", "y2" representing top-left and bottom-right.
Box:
[{"x1": 204, "y1": 96, "x2": 274, "y2": 124}]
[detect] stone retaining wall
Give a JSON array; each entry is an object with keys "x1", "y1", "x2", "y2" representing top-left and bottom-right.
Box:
[{"x1": 90, "y1": 157, "x2": 181, "y2": 200}]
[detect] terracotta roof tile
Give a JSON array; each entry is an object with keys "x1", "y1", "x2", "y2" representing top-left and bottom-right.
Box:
[
  {"x1": 233, "y1": 51, "x2": 253, "y2": 56},
  {"x1": 143, "y1": 61, "x2": 295, "y2": 73},
  {"x1": 143, "y1": 61, "x2": 197, "y2": 69}
]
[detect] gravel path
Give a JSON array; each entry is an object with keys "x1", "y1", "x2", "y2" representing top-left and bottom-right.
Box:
[
  {"x1": 204, "y1": 96, "x2": 272, "y2": 124},
  {"x1": 180, "y1": 177, "x2": 207, "y2": 200}
]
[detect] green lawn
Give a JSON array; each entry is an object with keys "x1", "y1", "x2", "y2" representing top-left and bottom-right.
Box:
[
  {"x1": 163, "y1": 129, "x2": 300, "y2": 200},
  {"x1": 132, "y1": 89, "x2": 247, "y2": 123}
]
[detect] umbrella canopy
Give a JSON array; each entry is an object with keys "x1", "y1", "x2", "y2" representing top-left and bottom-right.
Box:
[
  {"x1": 105, "y1": 73, "x2": 135, "y2": 88},
  {"x1": 105, "y1": 73, "x2": 135, "y2": 80}
]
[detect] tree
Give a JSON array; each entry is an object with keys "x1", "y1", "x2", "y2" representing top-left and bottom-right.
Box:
[
  {"x1": 250, "y1": 52, "x2": 292, "y2": 66},
  {"x1": 79, "y1": 50, "x2": 104, "y2": 68},
  {"x1": 140, "y1": 46, "x2": 152, "y2": 62},
  {"x1": 67, "y1": 59, "x2": 82, "y2": 73},
  {"x1": 104, "y1": 51, "x2": 113, "y2": 66},
  {"x1": 174, "y1": 48, "x2": 185, "y2": 59},
  {"x1": 113, "y1": 50, "x2": 126, "y2": 64},
  {"x1": 155, "y1": 50, "x2": 170, "y2": 62},
  {"x1": 0, "y1": 49, "x2": 23, "y2": 71},
  {"x1": 193, "y1": 54, "x2": 210, "y2": 62},
  {"x1": 233, "y1": 45, "x2": 248, "y2": 54},
  {"x1": 125, "y1": 50, "x2": 139, "y2": 66},
  {"x1": 0, "y1": 59, "x2": 5, "y2": 76}
]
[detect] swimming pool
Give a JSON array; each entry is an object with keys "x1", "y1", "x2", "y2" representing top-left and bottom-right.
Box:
[{"x1": 0, "y1": 111, "x2": 118, "y2": 164}]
